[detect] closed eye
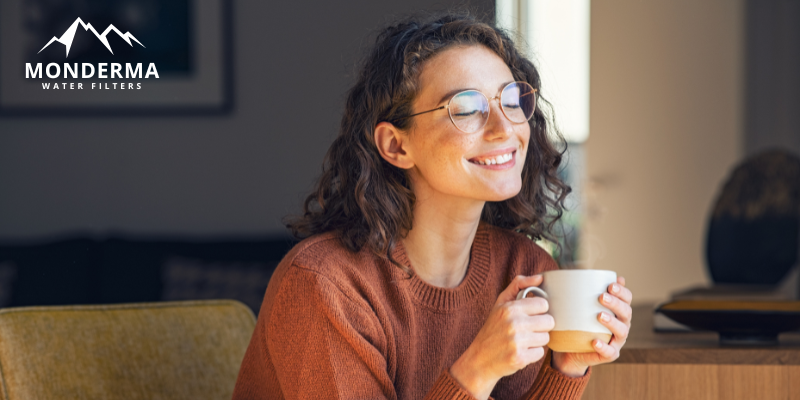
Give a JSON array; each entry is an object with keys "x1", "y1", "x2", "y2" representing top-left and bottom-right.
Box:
[{"x1": 453, "y1": 109, "x2": 482, "y2": 117}]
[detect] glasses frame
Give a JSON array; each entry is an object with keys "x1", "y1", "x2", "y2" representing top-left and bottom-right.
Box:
[{"x1": 394, "y1": 81, "x2": 538, "y2": 133}]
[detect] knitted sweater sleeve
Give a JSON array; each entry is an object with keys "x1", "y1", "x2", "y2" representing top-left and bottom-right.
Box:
[
  {"x1": 264, "y1": 264, "x2": 486, "y2": 400},
  {"x1": 429, "y1": 358, "x2": 590, "y2": 400},
  {"x1": 519, "y1": 349, "x2": 592, "y2": 399}
]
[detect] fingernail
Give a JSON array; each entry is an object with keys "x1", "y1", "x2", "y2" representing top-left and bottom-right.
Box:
[
  {"x1": 594, "y1": 340, "x2": 602, "y2": 348},
  {"x1": 603, "y1": 293, "x2": 611, "y2": 303},
  {"x1": 600, "y1": 312, "x2": 611, "y2": 322},
  {"x1": 611, "y1": 284, "x2": 619, "y2": 293}
]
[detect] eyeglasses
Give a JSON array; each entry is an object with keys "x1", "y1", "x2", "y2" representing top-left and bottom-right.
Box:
[{"x1": 394, "y1": 81, "x2": 537, "y2": 133}]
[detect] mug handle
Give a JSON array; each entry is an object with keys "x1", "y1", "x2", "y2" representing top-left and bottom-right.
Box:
[{"x1": 516, "y1": 286, "x2": 548, "y2": 300}]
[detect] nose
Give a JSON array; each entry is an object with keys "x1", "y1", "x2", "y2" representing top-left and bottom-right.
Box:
[{"x1": 482, "y1": 96, "x2": 514, "y2": 140}]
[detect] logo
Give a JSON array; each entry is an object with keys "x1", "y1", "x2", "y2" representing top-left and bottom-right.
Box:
[
  {"x1": 25, "y1": 17, "x2": 159, "y2": 90},
  {"x1": 38, "y1": 18, "x2": 145, "y2": 58}
]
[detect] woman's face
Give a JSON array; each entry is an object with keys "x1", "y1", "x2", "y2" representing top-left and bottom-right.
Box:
[{"x1": 403, "y1": 44, "x2": 530, "y2": 203}]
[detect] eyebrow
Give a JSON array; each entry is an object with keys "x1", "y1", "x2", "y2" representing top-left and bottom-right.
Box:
[{"x1": 434, "y1": 81, "x2": 516, "y2": 105}]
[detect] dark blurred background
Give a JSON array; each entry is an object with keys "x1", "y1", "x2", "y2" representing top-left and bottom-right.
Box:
[{"x1": 0, "y1": 0, "x2": 494, "y2": 314}]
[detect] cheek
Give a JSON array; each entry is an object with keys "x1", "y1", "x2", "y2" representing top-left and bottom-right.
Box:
[
  {"x1": 517, "y1": 127, "x2": 532, "y2": 162},
  {"x1": 416, "y1": 124, "x2": 473, "y2": 166},
  {"x1": 428, "y1": 134, "x2": 474, "y2": 171}
]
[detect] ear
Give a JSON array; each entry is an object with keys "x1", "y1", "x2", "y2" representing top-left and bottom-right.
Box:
[{"x1": 374, "y1": 121, "x2": 415, "y2": 169}]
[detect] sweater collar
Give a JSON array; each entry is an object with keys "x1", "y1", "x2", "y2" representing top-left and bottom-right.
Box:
[{"x1": 391, "y1": 220, "x2": 492, "y2": 311}]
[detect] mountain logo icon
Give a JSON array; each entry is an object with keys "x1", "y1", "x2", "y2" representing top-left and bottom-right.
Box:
[{"x1": 38, "y1": 17, "x2": 145, "y2": 58}]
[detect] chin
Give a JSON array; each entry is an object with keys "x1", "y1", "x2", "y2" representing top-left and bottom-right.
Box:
[
  {"x1": 484, "y1": 194, "x2": 518, "y2": 202},
  {"x1": 483, "y1": 186, "x2": 522, "y2": 202}
]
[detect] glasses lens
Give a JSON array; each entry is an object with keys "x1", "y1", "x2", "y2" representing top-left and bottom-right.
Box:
[
  {"x1": 449, "y1": 91, "x2": 489, "y2": 133},
  {"x1": 501, "y1": 82, "x2": 536, "y2": 123}
]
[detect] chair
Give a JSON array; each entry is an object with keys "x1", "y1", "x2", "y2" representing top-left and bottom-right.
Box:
[{"x1": 0, "y1": 300, "x2": 256, "y2": 400}]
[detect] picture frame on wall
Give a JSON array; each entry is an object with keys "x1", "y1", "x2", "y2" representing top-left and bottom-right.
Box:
[{"x1": 0, "y1": 0, "x2": 233, "y2": 116}]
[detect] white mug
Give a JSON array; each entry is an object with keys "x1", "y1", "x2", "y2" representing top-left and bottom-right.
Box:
[{"x1": 516, "y1": 269, "x2": 617, "y2": 353}]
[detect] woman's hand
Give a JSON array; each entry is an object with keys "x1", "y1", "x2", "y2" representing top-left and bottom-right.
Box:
[
  {"x1": 450, "y1": 275, "x2": 552, "y2": 400},
  {"x1": 551, "y1": 276, "x2": 633, "y2": 377}
]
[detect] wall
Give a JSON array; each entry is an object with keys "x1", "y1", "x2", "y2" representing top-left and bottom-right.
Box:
[
  {"x1": 584, "y1": 0, "x2": 744, "y2": 305},
  {"x1": 745, "y1": 0, "x2": 800, "y2": 156},
  {"x1": 0, "y1": 1, "x2": 494, "y2": 240}
]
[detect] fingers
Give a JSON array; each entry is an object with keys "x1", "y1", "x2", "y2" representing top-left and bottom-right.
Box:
[
  {"x1": 607, "y1": 281, "x2": 633, "y2": 305},
  {"x1": 514, "y1": 330, "x2": 550, "y2": 348},
  {"x1": 500, "y1": 303, "x2": 553, "y2": 341},
  {"x1": 597, "y1": 311, "x2": 629, "y2": 343},
  {"x1": 497, "y1": 299, "x2": 552, "y2": 335},
  {"x1": 508, "y1": 346, "x2": 547, "y2": 370},
  {"x1": 599, "y1": 292, "x2": 633, "y2": 324},
  {"x1": 497, "y1": 275, "x2": 543, "y2": 305},
  {"x1": 525, "y1": 346, "x2": 547, "y2": 363},
  {"x1": 593, "y1": 281, "x2": 631, "y2": 363},
  {"x1": 512, "y1": 274, "x2": 543, "y2": 292},
  {"x1": 508, "y1": 326, "x2": 550, "y2": 368},
  {"x1": 523, "y1": 313, "x2": 555, "y2": 332},
  {"x1": 503, "y1": 315, "x2": 551, "y2": 370},
  {"x1": 515, "y1": 297, "x2": 550, "y2": 316},
  {"x1": 592, "y1": 336, "x2": 619, "y2": 360}
]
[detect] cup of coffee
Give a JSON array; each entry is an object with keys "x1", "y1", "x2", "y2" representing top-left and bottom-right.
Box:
[{"x1": 516, "y1": 269, "x2": 617, "y2": 353}]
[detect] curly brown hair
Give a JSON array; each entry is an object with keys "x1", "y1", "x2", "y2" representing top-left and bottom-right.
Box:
[{"x1": 284, "y1": 11, "x2": 571, "y2": 275}]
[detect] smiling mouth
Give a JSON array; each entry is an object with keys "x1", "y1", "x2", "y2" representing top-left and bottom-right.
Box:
[{"x1": 468, "y1": 150, "x2": 515, "y2": 166}]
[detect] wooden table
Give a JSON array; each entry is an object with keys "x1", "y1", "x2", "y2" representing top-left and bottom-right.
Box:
[{"x1": 581, "y1": 304, "x2": 800, "y2": 399}]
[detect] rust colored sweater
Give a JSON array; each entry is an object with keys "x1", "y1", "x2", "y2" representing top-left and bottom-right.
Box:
[{"x1": 232, "y1": 221, "x2": 591, "y2": 399}]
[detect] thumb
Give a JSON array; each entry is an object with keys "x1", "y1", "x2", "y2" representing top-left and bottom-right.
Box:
[{"x1": 496, "y1": 274, "x2": 543, "y2": 306}]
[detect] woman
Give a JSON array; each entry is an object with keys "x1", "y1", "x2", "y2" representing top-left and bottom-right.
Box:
[{"x1": 233, "y1": 12, "x2": 633, "y2": 400}]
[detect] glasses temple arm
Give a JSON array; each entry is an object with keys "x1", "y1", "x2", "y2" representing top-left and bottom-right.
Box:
[
  {"x1": 519, "y1": 88, "x2": 537, "y2": 98},
  {"x1": 393, "y1": 105, "x2": 447, "y2": 121}
]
